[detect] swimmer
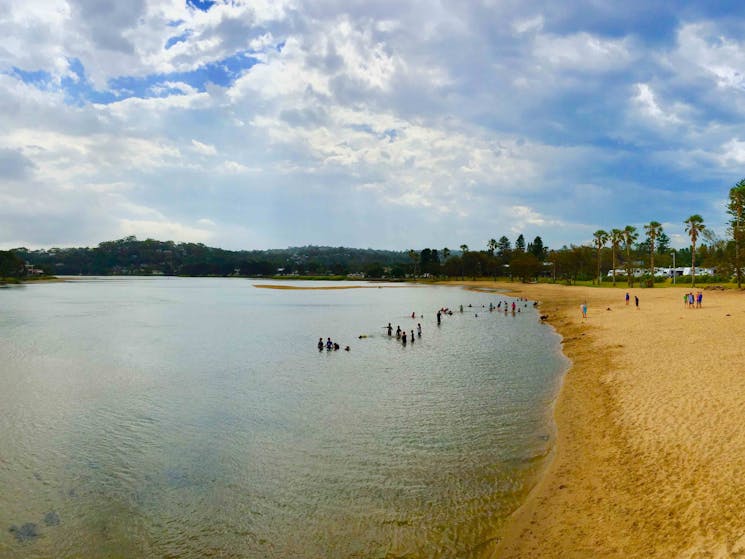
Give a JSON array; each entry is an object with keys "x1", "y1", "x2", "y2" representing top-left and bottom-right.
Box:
[
  {"x1": 417, "y1": 323, "x2": 422, "y2": 337},
  {"x1": 402, "y1": 330, "x2": 407, "y2": 344},
  {"x1": 318, "y1": 338, "x2": 324, "y2": 351}
]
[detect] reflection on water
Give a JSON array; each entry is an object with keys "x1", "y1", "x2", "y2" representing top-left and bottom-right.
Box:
[{"x1": 0, "y1": 278, "x2": 566, "y2": 558}]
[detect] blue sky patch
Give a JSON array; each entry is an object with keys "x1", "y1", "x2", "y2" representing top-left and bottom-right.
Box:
[
  {"x1": 11, "y1": 53, "x2": 260, "y2": 106},
  {"x1": 186, "y1": 0, "x2": 216, "y2": 12},
  {"x1": 165, "y1": 31, "x2": 192, "y2": 50}
]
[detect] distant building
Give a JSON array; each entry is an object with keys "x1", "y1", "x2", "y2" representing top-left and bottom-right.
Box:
[{"x1": 24, "y1": 263, "x2": 44, "y2": 276}]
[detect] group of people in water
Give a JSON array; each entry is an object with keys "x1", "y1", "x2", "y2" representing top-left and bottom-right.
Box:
[
  {"x1": 387, "y1": 321, "x2": 422, "y2": 345},
  {"x1": 317, "y1": 337, "x2": 350, "y2": 352},
  {"x1": 319, "y1": 296, "x2": 537, "y2": 351}
]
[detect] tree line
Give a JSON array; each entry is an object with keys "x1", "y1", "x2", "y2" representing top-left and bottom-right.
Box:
[
  {"x1": 582, "y1": 179, "x2": 745, "y2": 288},
  {"x1": 4, "y1": 179, "x2": 745, "y2": 285}
]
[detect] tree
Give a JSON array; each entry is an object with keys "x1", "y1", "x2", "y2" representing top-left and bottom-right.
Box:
[
  {"x1": 462, "y1": 251, "x2": 485, "y2": 280},
  {"x1": 442, "y1": 247, "x2": 450, "y2": 263},
  {"x1": 459, "y1": 245, "x2": 469, "y2": 279},
  {"x1": 684, "y1": 215, "x2": 706, "y2": 286},
  {"x1": 728, "y1": 179, "x2": 745, "y2": 289},
  {"x1": 643, "y1": 221, "x2": 662, "y2": 286},
  {"x1": 487, "y1": 238, "x2": 497, "y2": 256},
  {"x1": 407, "y1": 249, "x2": 419, "y2": 277},
  {"x1": 420, "y1": 248, "x2": 440, "y2": 276},
  {"x1": 496, "y1": 236, "x2": 511, "y2": 260},
  {"x1": 622, "y1": 225, "x2": 639, "y2": 287},
  {"x1": 592, "y1": 230, "x2": 608, "y2": 285},
  {"x1": 610, "y1": 228, "x2": 623, "y2": 287},
  {"x1": 656, "y1": 231, "x2": 671, "y2": 254},
  {"x1": 510, "y1": 253, "x2": 541, "y2": 282},
  {"x1": 529, "y1": 236, "x2": 546, "y2": 260},
  {"x1": 443, "y1": 255, "x2": 461, "y2": 278},
  {"x1": 0, "y1": 250, "x2": 25, "y2": 278},
  {"x1": 515, "y1": 234, "x2": 526, "y2": 253},
  {"x1": 548, "y1": 245, "x2": 594, "y2": 284}
]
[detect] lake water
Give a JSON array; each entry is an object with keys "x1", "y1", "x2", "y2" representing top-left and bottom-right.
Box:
[{"x1": 0, "y1": 278, "x2": 566, "y2": 558}]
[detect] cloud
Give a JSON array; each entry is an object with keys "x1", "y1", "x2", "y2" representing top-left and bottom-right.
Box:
[
  {"x1": 533, "y1": 32, "x2": 634, "y2": 72},
  {"x1": 191, "y1": 139, "x2": 217, "y2": 155},
  {"x1": 117, "y1": 218, "x2": 214, "y2": 243},
  {"x1": 0, "y1": 148, "x2": 36, "y2": 180},
  {"x1": 2, "y1": 2, "x2": 745, "y2": 251}
]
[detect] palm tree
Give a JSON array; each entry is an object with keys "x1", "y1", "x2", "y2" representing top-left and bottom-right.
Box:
[
  {"x1": 459, "y1": 244, "x2": 468, "y2": 279},
  {"x1": 610, "y1": 228, "x2": 623, "y2": 287},
  {"x1": 643, "y1": 221, "x2": 662, "y2": 287},
  {"x1": 728, "y1": 180, "x2": 745, "y2": 289},
  {"x1": 592, "y1": 230, "x2": 608, "y2": 285},
  {"x1": 408, "y1": 249, "x2": 419, "y2": 277},
  {"x1": 684, "y1": 215, "x2": 706, "y2": 286},
  {"x1": 622, "y1": 225, "x2": 638, "y2": 287},
  {"x1": 442, "y1": 247, "x2": 450, "y2": 261},
  {"x1": 487, "y1": 238, "x2": 497, "y2": 256}
]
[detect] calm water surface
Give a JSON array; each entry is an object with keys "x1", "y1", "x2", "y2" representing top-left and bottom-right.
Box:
[{"x1": 0, "y1": 278, "x2": 566, "y2": 558}]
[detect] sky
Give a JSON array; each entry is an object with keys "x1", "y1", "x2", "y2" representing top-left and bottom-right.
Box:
[{"x1": 2, "y1": 1, "x2": 745, "y2": 252}]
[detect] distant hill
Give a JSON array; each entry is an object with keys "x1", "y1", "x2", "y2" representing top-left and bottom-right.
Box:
[{"x1": 11, "y1": 236, "x2": 412, "y2": 278}]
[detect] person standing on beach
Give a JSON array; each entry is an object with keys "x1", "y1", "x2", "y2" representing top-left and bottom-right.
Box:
[
  {"x1": 625, "y1": 292, "x2": 630, "y2": 305},
  {"x1": 697, "y1": 291, "x2": 703, "y2": 308},
  {"x1": 580, "y1": 303, "x2": 587, "y2": 319},
  {"x1": 683, "y1": 293, "x2": 688, "y2": 308},
  {"x1": 635, "y1": 295, "x2": 639, "y2": 309}
]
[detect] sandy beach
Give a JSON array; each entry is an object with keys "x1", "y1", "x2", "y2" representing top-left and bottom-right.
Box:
[{"x1": 446, "y1": 281, "x2": 745, "y2": 558}]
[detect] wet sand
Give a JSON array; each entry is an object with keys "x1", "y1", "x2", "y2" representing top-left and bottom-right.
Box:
[{"x1": 445, "y1": 281, "x2": 745, "y2": 558}]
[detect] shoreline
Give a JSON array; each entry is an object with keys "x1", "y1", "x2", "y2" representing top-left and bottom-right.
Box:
[{"x1": 443, "y1": 280, "x2": 745, "y2": 558}]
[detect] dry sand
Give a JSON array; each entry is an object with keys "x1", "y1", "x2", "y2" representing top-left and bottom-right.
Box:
[{"x1": 446, "y1": 281, "x2": 745, "y2": 558}]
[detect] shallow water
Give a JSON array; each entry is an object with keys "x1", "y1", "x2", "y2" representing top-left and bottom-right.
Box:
[{"x1": 0, "y1": 278, "x2": 566, "y2": 558}]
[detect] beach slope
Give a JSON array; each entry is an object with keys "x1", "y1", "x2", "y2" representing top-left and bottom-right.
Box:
[{"x1": 470, "y1": 283, "x2": 745, "y2": 558}]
